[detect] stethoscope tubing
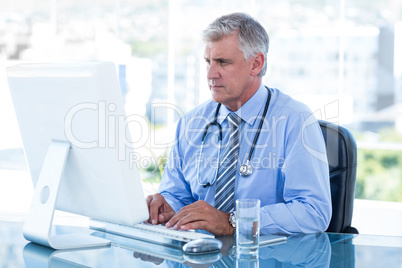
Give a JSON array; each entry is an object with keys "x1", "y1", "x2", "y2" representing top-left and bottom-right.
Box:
[{"x1": 197, "y1": 87, "x2": 271, "y2": 187}]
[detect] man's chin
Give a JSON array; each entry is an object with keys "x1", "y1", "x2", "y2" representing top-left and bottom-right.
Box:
[{"x1": 210, "y1": 93, "x2": 224, "y2": 104}]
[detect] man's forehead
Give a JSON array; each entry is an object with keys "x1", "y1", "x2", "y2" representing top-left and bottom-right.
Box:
[
  {"x1": 204, "y1": 36, "x2": 241, "y2": 58},
  {"x1": 204, "y1": 44, "x2": 230, "y2": 58}
]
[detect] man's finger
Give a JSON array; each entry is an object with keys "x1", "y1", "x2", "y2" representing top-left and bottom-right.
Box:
[
  {"x1": 145, "y1": 195, "x2": 154, "y2": 223},
  {"x1": 179, "y1": 220, "x2": 209, "y2": 231},
  {"x1": 165, "y1": 201, "x2": 210, "y2": 228},
  {"x1": 145, "y1": 195, "x2": 153, "y2": 207},
  {"x1": 149, "y1": 194, "x2": 164, "y2": 224},
  {"x1": 159, "y1": 211, "x2": 175, "y2": 223},
  {"x1": 165, "y1": 205, "x2": 189, "y2": 228},
  {"x1": 168, "y1": 208, "x2": 206, "y2": 230}
]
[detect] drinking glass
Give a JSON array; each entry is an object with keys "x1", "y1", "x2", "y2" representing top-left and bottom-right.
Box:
[{"x1": 235, "y1": 199, "x2": 260, "y2": 255}]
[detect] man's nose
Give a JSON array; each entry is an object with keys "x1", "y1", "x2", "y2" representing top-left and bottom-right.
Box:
[{"x1": 207, "y1": 62, "x2": 220, "y2": 80}]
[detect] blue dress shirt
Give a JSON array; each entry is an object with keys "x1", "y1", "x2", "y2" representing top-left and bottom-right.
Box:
[{"x1": 159, "y1": 83, "x2": 332, "y2": 235}]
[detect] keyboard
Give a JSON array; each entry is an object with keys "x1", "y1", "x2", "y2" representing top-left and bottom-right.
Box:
[
  {"x1": 91, "y1": 230, "x2": 186, "y2": 263},
  {"x1": 132, "y1": 222, "x2": 214, "y2": 241},
  {"x1": 89, "y1": 219, "x2": 215, "y2": 244}
]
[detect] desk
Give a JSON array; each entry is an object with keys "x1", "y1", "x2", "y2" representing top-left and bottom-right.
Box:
[{"x1": 1, "y1": 219, "x2": 401, "y2": 267}]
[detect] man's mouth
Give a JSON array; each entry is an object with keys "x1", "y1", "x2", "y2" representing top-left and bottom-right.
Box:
[
  {"x1": 209, "y1": 80, "x2": 224, "y2": 90},
  {"x1": 210, "y1": 85, "x2": 223, "y2": 90}
]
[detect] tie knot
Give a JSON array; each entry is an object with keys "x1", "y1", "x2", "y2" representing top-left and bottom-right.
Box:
[{"x1": 228, "y1": 113, "x2": 242, "y2": 128}]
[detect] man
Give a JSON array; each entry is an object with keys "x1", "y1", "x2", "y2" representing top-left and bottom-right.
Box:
[{"x1": 146, "y1": 13, "x2": 332, "y2": 236}]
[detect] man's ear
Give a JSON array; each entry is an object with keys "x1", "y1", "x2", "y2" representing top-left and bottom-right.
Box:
[{"x1": 250, "y1": 52, "x2": 265, "y2": 76}]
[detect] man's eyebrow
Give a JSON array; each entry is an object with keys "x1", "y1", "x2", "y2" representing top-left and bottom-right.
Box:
[
  {"x1": 215, "y1": 57, "x2": 229, "y2": 61},
  {"x1": 209, "y1": 57, "x2": 232, "y2": 62}
]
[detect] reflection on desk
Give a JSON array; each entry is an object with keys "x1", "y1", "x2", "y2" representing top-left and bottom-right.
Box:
[
  {"x1": 259, "y1": 233, "x2": 330, "y2": 266},
  {"x1": 162, "y1": 234, "x2": 331, "y2": 268},
  {"x1": 1, "y1": 219, "x2": 402, "y2": 267},
  {"x1": 90, "y1": 230, "x2": 330, "y2": 267},
  {"x1": 24, "y1": 230, "x2": 330, "y2": 268}
]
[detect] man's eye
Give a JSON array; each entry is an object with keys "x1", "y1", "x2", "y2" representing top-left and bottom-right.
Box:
[
  {"x1": 205, "y1": 59, "x2": 211, "y2": 65},
  {"x1": 219, "y1": 60, "x2": 228, "y2": 65}
]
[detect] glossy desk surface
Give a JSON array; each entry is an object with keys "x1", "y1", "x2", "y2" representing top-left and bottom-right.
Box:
[{"x1": 1, "y1": 219, "x2": 401, "y2": 267}]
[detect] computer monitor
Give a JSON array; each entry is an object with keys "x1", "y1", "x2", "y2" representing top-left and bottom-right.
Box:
[{"x1": 7, "y1": 62, "x2": 149, "y2": 249}]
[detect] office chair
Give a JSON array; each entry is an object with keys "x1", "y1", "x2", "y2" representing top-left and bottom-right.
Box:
[{"x1": 319, "y1": 120, "x2": 359, "y2": 234}]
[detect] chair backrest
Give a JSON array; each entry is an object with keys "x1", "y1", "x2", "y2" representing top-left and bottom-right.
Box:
[{"x1": 319, "y1": 120, "x2": 358, "y2": 233}]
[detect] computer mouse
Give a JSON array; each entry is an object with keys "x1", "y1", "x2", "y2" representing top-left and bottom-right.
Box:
[{"x1": 182, "y1": 238, "x2": 222, "y2": 254}]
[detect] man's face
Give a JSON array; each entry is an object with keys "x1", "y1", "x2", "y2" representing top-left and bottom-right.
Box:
[{"x1": 204, "y1": 34, "x2": 256, "y2": 111}]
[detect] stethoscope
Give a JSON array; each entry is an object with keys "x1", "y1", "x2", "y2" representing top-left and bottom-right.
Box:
[{"x1": 196, "y1": 87, "x2": 271, "y2": 187}]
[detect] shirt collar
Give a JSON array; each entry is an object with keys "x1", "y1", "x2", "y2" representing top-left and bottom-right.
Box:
[{"x1": 218, "y1": 83, "x2": 268, "y2": 126}]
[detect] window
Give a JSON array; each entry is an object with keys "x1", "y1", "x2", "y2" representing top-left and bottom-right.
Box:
[{"x1": 0, "y1": 0, "x2": 401, "y2": 235}]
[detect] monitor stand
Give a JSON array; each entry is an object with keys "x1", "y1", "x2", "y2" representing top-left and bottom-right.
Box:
[{"x1": 23, "y1": 140, "x2": 111, "y2": 250}]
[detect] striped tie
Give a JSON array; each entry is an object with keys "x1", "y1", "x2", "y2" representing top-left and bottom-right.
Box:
[{"x1": 214, "y1": 112, "x2": 242, "y2": 212}]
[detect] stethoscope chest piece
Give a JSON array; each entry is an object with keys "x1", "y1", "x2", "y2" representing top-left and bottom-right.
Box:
[{"x1": 239, "y1": 160, "x2": 253, "y2": 177}]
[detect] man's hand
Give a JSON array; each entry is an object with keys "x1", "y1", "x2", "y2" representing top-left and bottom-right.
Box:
[
  {"x1": 165, "y1": 200, "x2": 233, "y2": 236},
  {"x1": 145, "y1": 193, "x2": 175, "y2": 225}
]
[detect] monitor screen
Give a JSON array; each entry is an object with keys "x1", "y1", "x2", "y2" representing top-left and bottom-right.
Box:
[{"x1": 7, "y1": 62, "x2": 149, "y2": 248}]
